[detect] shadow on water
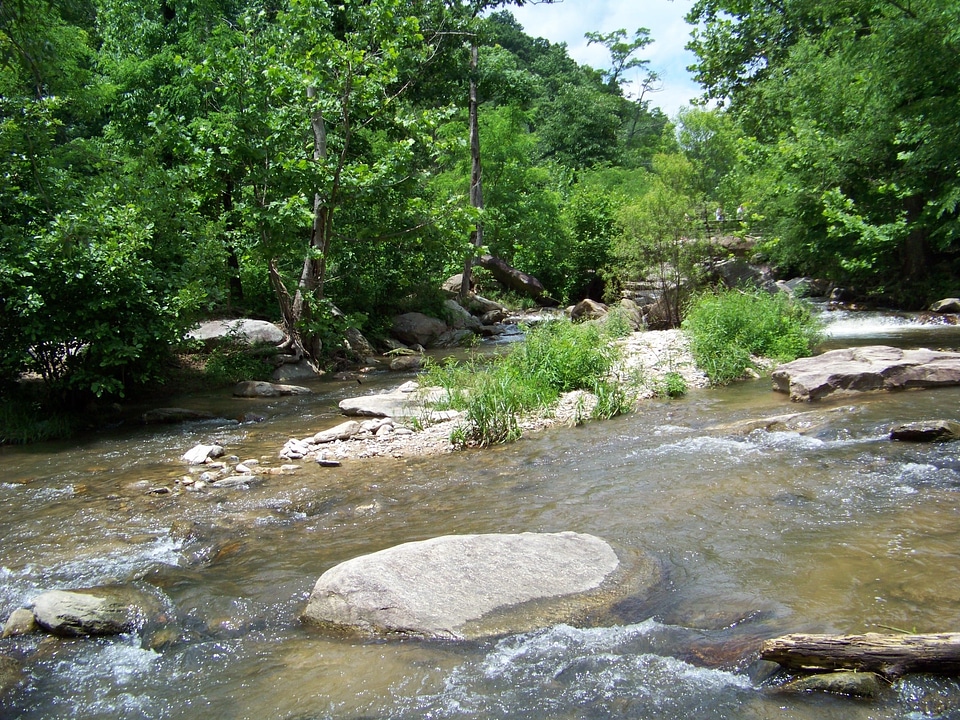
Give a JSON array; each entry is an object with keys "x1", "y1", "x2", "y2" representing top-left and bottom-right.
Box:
[{"x1": 3, "y1": 312, "x2": 960, "y2": 718}]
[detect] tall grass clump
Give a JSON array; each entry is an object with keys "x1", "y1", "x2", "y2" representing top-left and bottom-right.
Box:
[
  {"x1": 0, "y1": 398, "x2": 77, "y2": 445},
  {"x1": 682, "y1": 288, "x2": 822, "y2": 385},
  {"x1": 422, "y1": 319, "x2": 626, "y2": 447}
]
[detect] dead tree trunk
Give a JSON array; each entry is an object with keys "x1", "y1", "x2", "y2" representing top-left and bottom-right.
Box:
[
  {"x1": 761, "y1": 632, "x2": 960, "y2": 677},
  {"x1": 460, "y1": 42, "x2": 484, "y2": 303}
]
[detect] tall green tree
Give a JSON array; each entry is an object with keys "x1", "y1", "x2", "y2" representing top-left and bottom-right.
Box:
[
  {"x1": 1, "y1": 0, "x2": 203, "y2": 398},
  {"x1": 687, "y1": 0, "x2": 960, "y2": 303}
]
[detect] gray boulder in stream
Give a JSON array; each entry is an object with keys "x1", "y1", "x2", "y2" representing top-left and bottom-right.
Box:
[
  {"x1": 772, "y1": 345, "x2": 960, "y2": 401},
  {"x1": 30, "y1": 584, "x2": 166, "y2": 637},
  {"x1": 302, "y1": 532, "x2": 656, "y2": 640},
  {"x1": 890, "y1": 419, "x2": 960, "y2": 442}
]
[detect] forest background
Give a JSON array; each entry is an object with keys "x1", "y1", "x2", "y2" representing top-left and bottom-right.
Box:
[{"x1": 2, "y1": 0, "x2": 959, "y2": 406}]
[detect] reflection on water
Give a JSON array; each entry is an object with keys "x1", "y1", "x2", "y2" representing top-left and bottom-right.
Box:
[{"x1": 2, "y1": 313, "x2": 960, "y2": 718}]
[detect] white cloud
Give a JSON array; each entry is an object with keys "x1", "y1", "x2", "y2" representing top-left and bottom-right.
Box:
[{"x1": 505, "y1": 0, "x2": 702, "y2": 117}]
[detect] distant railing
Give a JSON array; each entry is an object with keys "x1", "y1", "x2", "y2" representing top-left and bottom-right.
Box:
[{"x1": 702, "y1": 218, "x2": 745, "y2": 236}]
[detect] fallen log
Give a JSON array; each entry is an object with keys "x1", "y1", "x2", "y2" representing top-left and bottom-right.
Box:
[
  {"x1": 761, "y1": 632, "x2": 960, "y2": 677},
  {"x1": 475, "y1": 255, "x2": 557, "y2": 305}
]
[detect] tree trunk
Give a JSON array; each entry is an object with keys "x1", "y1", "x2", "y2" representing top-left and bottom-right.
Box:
[
  {"x1": 901, "y1": 195, "x2": 928, "y2": 284},
  {"x1": 222, "y1": 177, "x2": 244, "y2": 310},
  {"x1": 760, "y1": 632, "x2": 960, "y2": 677},
  {"x1": 460, "y1": 42, "x2": 484, "y2": 302},
  {"x1": 275, "y1": 86, "x2": 330, "y2": 361}
]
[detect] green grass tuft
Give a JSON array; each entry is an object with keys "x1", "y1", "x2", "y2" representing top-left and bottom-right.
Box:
[
  {"x1": 0, "y1": 399, "x2": 77, "y2": 445},
  {"x1": 422, "y1": 319, "x2": 628, "y2": 447}
]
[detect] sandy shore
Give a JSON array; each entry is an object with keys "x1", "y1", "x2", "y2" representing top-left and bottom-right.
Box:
[{"x1": 302, "y1": 329, "x2": 709, "y2": 462}]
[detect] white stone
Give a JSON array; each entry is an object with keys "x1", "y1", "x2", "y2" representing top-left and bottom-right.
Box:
[{"x1": 181, "y1": 444, "x2": 224, "y2": 465}]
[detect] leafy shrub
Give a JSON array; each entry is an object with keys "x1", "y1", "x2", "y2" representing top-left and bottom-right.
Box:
[
  {"x1": 682, "y1": 288, "x2": 822, "y2": 385},
  {"x1": 203, "y1": 343, "x2": 275, "y2": 386},
  {"x1": 601, "y1": 306, "x2": 636, "y2": 339},
  {"x1": 658, "y1": 371, "x2": 688, "y2": 398},
  {"x1": 0, "y1": 200, "x2": 198, "y2": 400}
]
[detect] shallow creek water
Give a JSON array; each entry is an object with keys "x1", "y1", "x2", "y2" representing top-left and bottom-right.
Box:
[{"x1": 4, "y1": 312, "x2": 960, "y2": 719}]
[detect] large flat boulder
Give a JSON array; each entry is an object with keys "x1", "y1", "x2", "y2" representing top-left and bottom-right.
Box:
[
  {"x1": 302, "y1": 532, "x2": 655, "y2": 640},
  {"x1": 338, "y1": 386, "x2": 445, "y2": 418},
  {"x1": 772, "y1": 346, "x2": 960, "y2": 401}
]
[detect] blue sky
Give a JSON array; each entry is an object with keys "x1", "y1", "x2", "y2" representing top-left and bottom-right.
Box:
[{"x1": 506, "y1": 0, "x2": 702, "y2": 118}]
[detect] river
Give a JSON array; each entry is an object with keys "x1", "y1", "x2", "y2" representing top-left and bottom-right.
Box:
[{"x1": 3, "y1": 310, "x2": 960, "y2": 719}]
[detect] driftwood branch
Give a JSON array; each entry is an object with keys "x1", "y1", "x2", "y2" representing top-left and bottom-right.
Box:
[{"x1": 761, "y1": 632, "x2": 960, "y2": 677}]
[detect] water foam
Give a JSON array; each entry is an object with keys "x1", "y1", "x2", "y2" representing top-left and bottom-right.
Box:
[{"x1": 402, "y1": 622, "x2": 754, "y2": 719}]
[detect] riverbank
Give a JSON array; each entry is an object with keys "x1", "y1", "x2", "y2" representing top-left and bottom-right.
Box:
[{"x1": 302, "y1": 329, "x2": 709, "y2": 462}]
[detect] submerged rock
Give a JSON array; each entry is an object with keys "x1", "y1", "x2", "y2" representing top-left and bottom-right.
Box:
[
  {"x1": 30, "y1": 584, "x2": 167, "y2": 637},
  {"x1": 302, "y1": 531, "x2": 654, "y2": 640},
  {"x1": 777, "y1": 671, "x2": 884, "y2": 698},
  {"x1": 772, "y1": 346, "x2": 960, "y2": 401},
  {"x1": 142, "y1": 408, "x2": 216, "y2": 425},
  {"x1": 890, "y1": 419, "x2": 960, "y2": 442},
  {"x1": 0, "y1": 655, "x2": 23, "y2": 698},
  {"x1": 233, "y1": 380, "x2": 312, "y2": 398}
]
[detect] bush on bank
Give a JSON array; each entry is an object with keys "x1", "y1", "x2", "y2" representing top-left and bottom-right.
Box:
[{"x1": 682, "y1": 288, "x2": 822, "y2": 385}]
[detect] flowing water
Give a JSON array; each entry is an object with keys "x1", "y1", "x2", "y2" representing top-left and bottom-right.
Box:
[{"x1": 3, "y1": 311, "x2": 960, "y2": 719}]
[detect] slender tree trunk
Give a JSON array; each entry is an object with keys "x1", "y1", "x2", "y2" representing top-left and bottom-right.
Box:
[
  {"x1": 222, "y1": 177, "x2": 244, "y2": 310},
  {"x1": 275, "y1": 86, "x2": 330, "y2": 360},
  {"x1": 901, "y1": 195, "x2": 928, "y2": 284},
  {"x1": 460, "y1": 42, "x2": 484, "y2": 301}
]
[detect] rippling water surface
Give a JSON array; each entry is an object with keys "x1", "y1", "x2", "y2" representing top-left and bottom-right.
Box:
[{"x1": 3, "y1": 313, "x2": 960, "y2": 719}]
